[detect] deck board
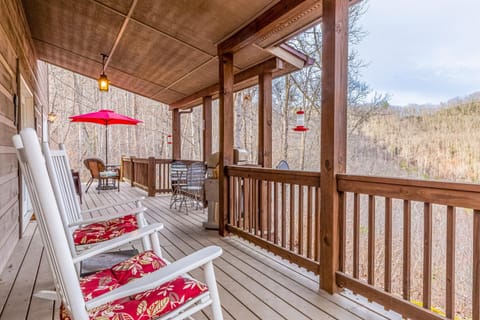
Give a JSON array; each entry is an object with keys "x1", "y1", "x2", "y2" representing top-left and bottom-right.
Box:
[{"x1": 0, "y1": 183, "x2": 400, "y2": 320}]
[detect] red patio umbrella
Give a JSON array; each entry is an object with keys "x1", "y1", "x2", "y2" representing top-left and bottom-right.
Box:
[{"x1": 69, "y1": 109, "x2": 142, "y2": 164}]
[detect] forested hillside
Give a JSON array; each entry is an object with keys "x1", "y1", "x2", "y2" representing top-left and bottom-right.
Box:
[{"x1": 360, "y1": 97, "x2": 480, "y2": 183}]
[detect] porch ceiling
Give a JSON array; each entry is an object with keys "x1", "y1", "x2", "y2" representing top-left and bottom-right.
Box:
[{"x1": 21, "y1": 0, "x2": 323, "y2": 106}]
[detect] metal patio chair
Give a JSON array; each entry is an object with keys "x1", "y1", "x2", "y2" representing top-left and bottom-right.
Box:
[
  {"x1": 14, "y1": 128, "x2": 223, "y2": 320},
  {"x1": 178, "y1": 162, "x2": 206, "y2": 214}
]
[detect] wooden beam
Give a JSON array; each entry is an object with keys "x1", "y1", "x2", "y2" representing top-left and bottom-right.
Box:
[
  {"x1": 258, "y1": 72, "x2": 272, "y2": 168},
  {"x1": 218, "y1": 0, "x2": 320, "y2": 54},
  {"x1": 202, "y1": 96, "x2": 212, "y2": 162},
  {"x1": 218, "y1": 52, "x2": 234, "y2": 236},
  {"x1": 172, "y1": 109, "x2": 181, "y2": 160},
  {"x1": 170, "y1": 57, "x2": 283, "y2": 110},
  {"x1": 319, "y1": 0, "x2": 349, "y2": 294}
]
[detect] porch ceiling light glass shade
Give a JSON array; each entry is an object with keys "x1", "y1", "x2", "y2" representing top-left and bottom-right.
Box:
[
  {"x1": 98, "y1": 72, "x2": 109, "y2": 91},
  {"x1": 47, "y1": 112, "x2": 57, "y2": 123}
]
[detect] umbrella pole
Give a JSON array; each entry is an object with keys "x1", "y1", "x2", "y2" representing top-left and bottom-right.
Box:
[{"x1": 105, "y1": 124, "x2": 108, "y2": 165}]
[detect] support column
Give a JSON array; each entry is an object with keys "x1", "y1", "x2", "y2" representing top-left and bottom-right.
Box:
[
  {"x1": 319, "y1": 0, "x2": 349, "y2": 294},
  {"x1": 258, "y1": 72, "x2": 273, "y2": 168},
  {"x1": 172, "y1": 109, "x2": 181, "y2": 160},
  {"x1": 258, "y1": 71, "x2": 273, "y2": 236},
  {"x1": 218, "y1": 52, "x2": 234, "y2": 236},
  {"x1": 203, "y1": 96, "x2": 213, "y2": 162}
]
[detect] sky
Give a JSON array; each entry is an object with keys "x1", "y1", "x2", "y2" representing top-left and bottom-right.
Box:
[{"x1": 355, "y1": 0, "x2": 480, "y2": 106}]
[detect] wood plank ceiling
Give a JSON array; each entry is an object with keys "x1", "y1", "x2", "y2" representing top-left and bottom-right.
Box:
[{"x1": 21, "y1": 0, "x2": 323, "y2": 106}]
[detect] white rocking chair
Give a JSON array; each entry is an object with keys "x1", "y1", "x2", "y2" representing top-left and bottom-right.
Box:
[
  {"x1": 42, "y1": 142, "x2": 156, "y2": 256},
  {"x1": 13, "y1": 128, "x2": 223, "y2": 320}
]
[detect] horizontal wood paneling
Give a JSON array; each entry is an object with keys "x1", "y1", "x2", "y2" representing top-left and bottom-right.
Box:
[
  {"x1": 0, "y1": 0, "x2": 49, "y2": 274},
  {"x1": 0, "y1": 122, "x2": 17, "y2": 147},
  {"x1": 0, "y1": 177, "x2": 18, "y2": 209},
  {"x1": 0, "y1": 210, "x2": 19, "y2": 273}
]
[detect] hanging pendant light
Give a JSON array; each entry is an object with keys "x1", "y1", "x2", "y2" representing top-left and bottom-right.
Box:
[
  {"x1": 293, "y1": 109, "x2": 309, "y2": 132},
  {"x1": 98, "y1": 53, "x2": 109, "y2": 92}
]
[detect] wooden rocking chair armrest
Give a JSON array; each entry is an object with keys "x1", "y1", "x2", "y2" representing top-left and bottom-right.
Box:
[
  {"x1": 70, "y1": 207, "x2": 147, "y2": 227},
  {"x1": 85, "y1": 246, "x2": 223, "y2": 310},
  {"x1": 72, "y1": 223, "x2": 164, "y2": 264},
  {"x1": 80, "y1": 197, "x2": 145, "y2": 214}
]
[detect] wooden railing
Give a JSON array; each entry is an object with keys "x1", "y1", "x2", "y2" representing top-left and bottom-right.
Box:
[
  {"x1": 225, "y1": 165, "x2": 321, "y2": 273},
  {"x1": 337, "y1": 174, "x2": 480, "y2": 320},
  {"x1": 120, "y1": 158, "x2": 480, "y2": 319},
  {"x1": 121, "y1": 157, "x2": 199, "y2": 196}
]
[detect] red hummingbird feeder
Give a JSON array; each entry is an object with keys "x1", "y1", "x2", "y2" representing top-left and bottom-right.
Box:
[
  {"x1": 292, "y1": 110, "x2": 309, "y2": 132},
  {"x1": 167, "y1": 134, "x2": 172, "y2": 144}
]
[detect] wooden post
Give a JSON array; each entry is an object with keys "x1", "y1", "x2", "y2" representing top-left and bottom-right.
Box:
[
  {"x1": 203, "y1": 96, "x2": 213, "y2": 162},
  {"x1": 130, "y1": 156, "x2": 136, "y2": 187},
  {"x1": 258, "y1": 72, "x2": 273, "y2": 168},
  {"x1": 319, "y1": 0, "x2": 349, "y2": 294},
  {"x1": 218, "y1": 52, "x2": 234, "y2": 236},
  {"x1": 147, "y1": 156, "x2": 156, "y2": 197},
  {"x1": 258, "y1": 71, "x2": 273, "y2": 236},
  {"x1": 172, "y1": 109, "x2": 181, "y2": 160}
]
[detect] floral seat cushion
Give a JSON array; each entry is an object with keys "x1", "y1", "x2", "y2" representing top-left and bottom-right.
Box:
[
  {"x1": 61, "y1": 251, "x2": 208, "y2": 320},
  {"x1": 99, "y1": 170, "x2": 119, "y2": 178},
  {"x1": 73, "y1": 214, "x2": 138, "y2": 245}
]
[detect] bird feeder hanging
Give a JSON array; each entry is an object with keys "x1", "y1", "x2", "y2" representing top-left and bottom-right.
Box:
[
  {"x1": 293, "y1": 110, "x2": 309, "y2": 132},
  {"x1": 167, "y1": 134, "x2": 172, "y2": 144}
]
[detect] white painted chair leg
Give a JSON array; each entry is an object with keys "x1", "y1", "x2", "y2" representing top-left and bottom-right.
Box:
[
  {"x1": 135, "y1": 201, "x2": 151, "y2": 251},
  {"x1": 204, "y1": 261, "x2": 223, "y2": 320},
  {"x1": 151, "y1": 232, "x2": 162, "y2": 257}
]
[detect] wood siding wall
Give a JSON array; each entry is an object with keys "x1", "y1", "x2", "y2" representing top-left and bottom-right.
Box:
[{"x1": 0, "y1": 0, "x2": 48, "y2": 273}]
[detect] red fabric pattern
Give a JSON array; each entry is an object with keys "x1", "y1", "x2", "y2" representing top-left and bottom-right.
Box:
[
  {"x1": 73, "y1": 215, "x2": 138, "y2": 245},
  {"x1": 61, "y1": 251, "x2": 208, "y2": 320},
  {"x1": 111, "y1": 251, "x2": 167, "y2": 285}
]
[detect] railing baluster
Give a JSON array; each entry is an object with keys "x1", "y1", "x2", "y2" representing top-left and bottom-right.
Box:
[
  {"x1": 315, "y1": 187, "x2": 321, "y2": 262},
  {"x1": 368, "y1": 195, "x2": 375, "y2": 285},
  {"x1": 446, "y1": 206, "x2": 456, "y2": 319},
  {"x1": 423, "y1": 202, "x2": 432, "y2": 310},
  {"x1": 253, "y1": 179, "x2": 258, "y2": 235},
  {"x1": 385, "y1": 197, "x2": 392, "y2": 292},
  {"x1": 282, "y1": 183, "x2": 287, "y2": 248},
  {"x1": 403, "y1": 199, "x2": 411, "y2": 301},
  {"x1": 251, "y1": 178, "x2": 255, "y2": 234},
  {"x1": 473, "y1": 210, "x2": 480, "y2": 320},
  {"x1": 307, "y1": 186, "x2": 313, "y2": 259},
  {"x1": 290, "y1": 184, "x2": 295, "y2": 252},
  {"x1": 267, "y1": 181, "x2": 272, "y2": 241},
  {"x1": 244, "y1": 177, "x2": 249, "y2": 231},
  {"x1": 338, "y1": 191, "x2": 346, "y2": 272},
  {"x1": 236, "y1": 177, "x2": 241, "y2": 227},
  {"x1": 229, "y1": 177, "x2": 235, "y2": 226},
  {"x1": 274, "y1": 182, "x2": 279, "y2": 245},
  {"x1": 298, "y1": 185, "x2": 304, "y2": 256},
  {"x1": 353, "y1": 193, "x2": 360, "y2": 279}
]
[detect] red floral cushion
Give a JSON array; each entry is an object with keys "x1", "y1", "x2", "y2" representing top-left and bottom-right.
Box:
[
  {"x1": 73, "y1": 214, "x2": 138, "y2": 245},
  {"x1": 79, "y1": 269, "x2": 121, "y2": 302},
  {"x1": 61, "y1": 251, "x2": 208, "y2": 320},
  {"x1": 111, "y1": 251, "x2": 167, "y2": 285}
]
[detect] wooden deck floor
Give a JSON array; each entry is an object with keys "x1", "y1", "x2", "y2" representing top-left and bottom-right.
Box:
[{"x1": 0, "y1": 183, "x2": 401, "y2": 320}]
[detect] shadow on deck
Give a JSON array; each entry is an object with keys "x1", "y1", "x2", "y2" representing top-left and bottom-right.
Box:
[{"x1": 0, "y1": 182, "x2": 400, "y2": 320}]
